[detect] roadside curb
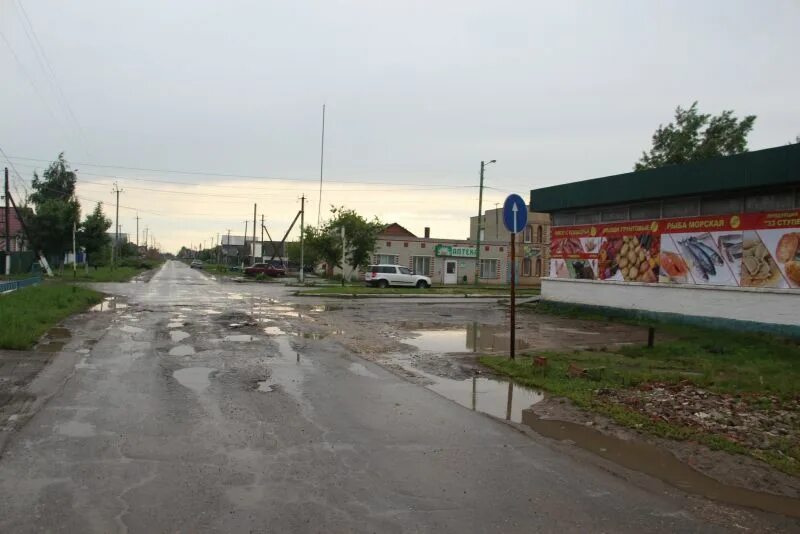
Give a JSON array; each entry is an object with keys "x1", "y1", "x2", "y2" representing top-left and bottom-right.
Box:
[{"x1": 293, "y1": 291, "x2": 523, "y2": 299}]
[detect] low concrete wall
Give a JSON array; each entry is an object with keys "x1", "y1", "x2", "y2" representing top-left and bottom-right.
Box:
[{"x1": 541, "y1": 278, "x2": 800, "y2": 329}]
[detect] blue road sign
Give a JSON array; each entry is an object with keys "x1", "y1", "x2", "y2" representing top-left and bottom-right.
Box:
[{"x1": 503, "y1": 194, "x2": 528, "y2": 234}]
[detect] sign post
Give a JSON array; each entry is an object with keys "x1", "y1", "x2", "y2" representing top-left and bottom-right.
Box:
[{"x1": 502, "y1": 194, "x2": 528, "y2": 360}]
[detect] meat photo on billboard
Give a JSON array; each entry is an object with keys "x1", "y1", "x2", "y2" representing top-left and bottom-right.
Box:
[
  {"x1": 598, "y1": 234, "x2": 659, "y2": 282},
  {"x1": 550, "y1": 237, "x2": 583, "y2": 256},
  {"x1": 751, "y1": 229, "x2": 800, "y2": 288}
]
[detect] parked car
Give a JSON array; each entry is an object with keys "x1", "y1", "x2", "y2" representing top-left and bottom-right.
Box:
[
  {"x1": 190, "y1": 260, "x2": 204, "y2": 269},
  {"x1": 244, "y1": 262, "x2": 286, "y2": 277},
  {"x1": 365, "y1": 264, "x2": 431, "y2": 288}
]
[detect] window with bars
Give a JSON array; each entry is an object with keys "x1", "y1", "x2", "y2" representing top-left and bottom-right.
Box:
[
  {"x1": 523, "y1": 258, "x2": 532, "y2": 276},
  {"x1": 523, "y1": 226, "x2": 532, "y2": 243}
]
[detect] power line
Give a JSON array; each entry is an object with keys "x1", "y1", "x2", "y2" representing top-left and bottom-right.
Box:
[
  {"x1": 13, "y1": 0, "x2": 90, "y2": 155},
  {"x1": 4, "y1": 155, "x2": 479, "y2": 189}
]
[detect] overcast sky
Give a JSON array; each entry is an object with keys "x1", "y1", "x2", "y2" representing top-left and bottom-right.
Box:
[{"x1": 2, "y1": 1, "x2": 798, "y2": 252}]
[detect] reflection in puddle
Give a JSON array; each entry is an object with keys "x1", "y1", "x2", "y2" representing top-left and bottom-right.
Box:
[
  {"x1": 38, "y1": 341, "x2": 66, "y2": 353},
  {"x1": 521, "y1": 412, "x2": 800, "y2": 518},
  {"x1": 173, "y1": 367, "x2": 215, "y2": 394},
  {"x1": 47, "y1": 327, "x2": 71, "y2": 339},
  {"x1": 90, "y1": 297, "x2": 128, "y2": 312},
  {"x1": 261, "y1": 336, "x2": 309, "y2": 400},
  {"x1": 224, "y1": 334, "x2": 254, "y2": 342},
  {"x1": 169, "y1": 345, "x2": 195, "y2": 356},
  {"x1": 256, "y1": 380, "x2": 275, "y2": 392},
  {"x1": 170, "y1": 330, "x2": 190, "y2": 343},
  {"x1": 120, "y1": 325, "x2": 144, "y2": 334},
  {"x1": 263, "y1": 326, "x2": 285, "y2": 336},
  {"x1": 404, "y1": 323, "x2": 528, "y2": 353},
  {"x1": 388, "y1": 353, "x2": 542, "y2": 423}
]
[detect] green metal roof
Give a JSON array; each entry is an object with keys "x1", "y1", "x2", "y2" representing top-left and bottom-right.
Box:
[{"x1": 530, "y1": 144, "x2": 800, "y2": 212}]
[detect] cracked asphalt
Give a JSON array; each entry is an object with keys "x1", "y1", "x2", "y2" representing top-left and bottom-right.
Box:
[{"x1": 0, "y1": 261, "x2": 736, "y2": 532}]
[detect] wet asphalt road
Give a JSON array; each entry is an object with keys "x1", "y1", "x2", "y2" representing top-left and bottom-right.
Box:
[{"x1": 0, "y1": 261, "x2": 726, "y2": 533}]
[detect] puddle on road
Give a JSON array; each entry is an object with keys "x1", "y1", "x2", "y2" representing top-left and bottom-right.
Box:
[
  {"x1": 403, "y1": 323, "x2": 529, "y2": 353},
  {"x1": 173, "y1": 367, "x2": 215, "y2": 394},
  {"x1": 170, "y1": 330, "x2": 190, "y2": 343},
  {"x1": 258, "y1": 336, "x2": 309, "y2": 399},
  {"x1": 388, "y1": 353, "x2": 542, "y2": 423},
  {"x1": 348, "y1": 362, "x2": 378, "y2": 379},
  {"x1": 120, "y1": 325, "x2": 144, "y2": 334},
  {"x1": 256, "y1": 381, "x2": 275, "y2": 392},
  {"x1": 521, "y1": 411, "x2": 800, "y2": 518},
  {"x1": 47, "y1": 327, "x2": 71, "y2": 340},
  {"x1": 169, "y1": 345, "x2": 195, "y2": 356},
  {"x1": 38, "y1": 341, "x2": 66, "y2": 353},
  {"x1": 55, "y1": 420, "x2": 96, "y2": 438},
  {"x1": 224, "y1": 334, "x2": 255, "y2": 342},
  {"x1": 263, "y1": 326, "x2": 286, "y2": 336},
  {"x1": 90, "y1": 297, "x2": 128, "y2": 312}
]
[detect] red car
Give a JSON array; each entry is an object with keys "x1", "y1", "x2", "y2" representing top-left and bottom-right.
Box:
[{"x1": 244, "y1": 263, "x2": 286, "y2": 277}]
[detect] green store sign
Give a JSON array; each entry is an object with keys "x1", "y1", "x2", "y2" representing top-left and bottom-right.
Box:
[{"x1": 435, "y1": 245, "x2": 476, "y2": 258}]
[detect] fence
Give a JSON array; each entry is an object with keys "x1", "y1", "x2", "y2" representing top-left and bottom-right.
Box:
[{"x1": 0, "y1": 275, "x2": 42, "y2": 293}]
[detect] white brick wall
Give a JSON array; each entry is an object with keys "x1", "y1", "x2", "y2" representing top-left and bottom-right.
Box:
[{"x1": 541, "y1": 278, "x2": 800, "y2": 327}]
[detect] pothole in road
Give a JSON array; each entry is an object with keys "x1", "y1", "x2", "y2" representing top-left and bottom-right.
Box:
[
  {"x1": 173, "y1": 367, "x2": 215, "y2": 394},
  {"x1": 169, "y1": 345, "x2": 195, "y2": 356},
  {"x1": 90, "y1": 297, "x2": 128, "y2": 312},
  {"x1": 521, "y1": 411, "x2": 800, "y2": 518},
  {"x1": 224, "y1": 334, "x2": 255, "y2": 342},
  {"x1": 264, "y1": 326, "x2": 286, "y2": 336},
  {"x1": 255, "y1": 380, "x2": 275, "y2": 392},
  {"x1": 120, "y1": 325, "x2": 144, "y2": 334},
  {"x1": 170, "y1": 331, "x2": 190, "y2": 342}
]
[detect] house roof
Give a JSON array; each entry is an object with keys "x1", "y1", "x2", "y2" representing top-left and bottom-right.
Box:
[
  {"x1": 379, "y1": 223, "x2": 417, "y2": 238},
  {"x1": 0, "y1": 207, "x2": 23, "y2": 237},
  {"x1": 530, "y1": 143, "x2": 800, "y2": 213}
]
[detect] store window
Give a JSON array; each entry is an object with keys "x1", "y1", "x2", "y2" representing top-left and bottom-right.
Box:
[
  {"x1": 523, "y1": 225, "x2": 532, "y2": 243},
  {"x1": 601, "y1": 206, "x2": 628, "y2": 222},
  {"x1": 701, "y1": 196, "x2": 743, "y2": 215},
  {"x1": 662, "y1": 198, "x2": 700, "y2": 218},
  {"x1": 523, "y1": 258, "x2": 532, "y2": 276},
  {"x1": 480, "y1": 259, "x2": 498, "y2": 279},
  {"x1": 575, "y1": 211, "x2": 600, "y2": 224},
  {"x1": 536, "y1": 226, "x2": 543, "y2": 243},
  {"x1": 630, "y1": 202, "x2": 661, "y2": 221},
  {"x1": 553, "y1": 213, "x2": 575, "y2": 226},
  {"x1": 745, "y1": 192, "x2": 794, "y2": 212},
  {"x1": 535, "y1": 258, "x2": 542, "y2": 277},
  {"x1": 412, "y1": 256, "x2": 432, "y2": 276}
]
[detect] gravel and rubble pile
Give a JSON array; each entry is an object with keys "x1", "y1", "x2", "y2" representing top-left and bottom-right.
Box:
[{"x1": 599, "y1": 382, "x2": 799, "y2": 454}]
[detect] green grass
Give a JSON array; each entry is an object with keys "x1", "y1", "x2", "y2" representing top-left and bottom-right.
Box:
[
  {"x1": 480, "y1": 323, "x2": 800, "y2": 475},
  {"x1": 0, "y1": 282, "x2": 103, "y2": 349},
  {"x1": 297, "y1": 284, "x2": 540, "y2": 296},
  {"x1": 64, "y1": 266, "x2": 146, "y2": 282}
]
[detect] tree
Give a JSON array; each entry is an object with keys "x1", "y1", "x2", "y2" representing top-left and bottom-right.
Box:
[
  {"x1": 26, "y1": 153, "x2": 81, "y2": 263},
  {"x1": 79, "y1": 202, "x2": 111, "y2": 265},
  {"x1": 635, "y1": 102, "x2": 756, "y2": 171},
  {"x1": 323, "y1": 207, "x2": 383, "y2": 272}
]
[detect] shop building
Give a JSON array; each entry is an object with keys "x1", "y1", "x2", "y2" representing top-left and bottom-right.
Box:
[{"x1": 530, "y1": 144, "x2": 800, "y2": 331}]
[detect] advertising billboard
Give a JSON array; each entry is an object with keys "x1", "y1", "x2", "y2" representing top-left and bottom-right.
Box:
[{"x1": 549, "y1": 210, "x2": 800, "y2": 289}]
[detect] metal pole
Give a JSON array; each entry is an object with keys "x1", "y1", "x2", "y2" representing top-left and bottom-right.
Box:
[
  {"x1": 505, "y1": 382, "x2": 513, "y2": 420},
  {"x1": 72, "y1": 222, "x2": 77, "y2": 278},
  {"x1": 252, "y1": 204, "x2": 257, "y2": 264},
  {"x1": 135, "y1": 213, "x2": 140, "y2": 251},
  {"x1": 226, "y1": 229, "x2": 231, "y2": 266},
  {"x1": 4, "y1": 168, "x2": 10, "y2": 275},
  {"x1": 510, "y1": 230, "x2": 516, "y2": 360},
  {"x1": 112, "y1": 182, "x2": 121, "y2": 269},
  {"x1": 299, "y1": 195, "x2": 305, "y2": 283},
  {"x1": 260, "y1": 214, "x2": 264, "y2": 263},
  {"x1": 475, "y1": 161, "x2": 485, "y2": 285},
  {"x1": 243, "y1": 219, "x2": 248, "y2": 268},
  {"x1": 317, "y1": 104, "x2": 326, "y2": 227}
]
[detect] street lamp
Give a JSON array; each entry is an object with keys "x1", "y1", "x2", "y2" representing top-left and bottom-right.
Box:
[{"x1": 474, "y1": 160, "x2": 496, "y2": 286}]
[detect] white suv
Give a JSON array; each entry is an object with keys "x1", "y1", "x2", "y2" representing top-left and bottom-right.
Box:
[{"x1": 365, "y1": 264, "x2": 431, "y2": 288}]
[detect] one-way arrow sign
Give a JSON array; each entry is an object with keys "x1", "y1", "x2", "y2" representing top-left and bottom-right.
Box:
[{"x1": 502, "y1": 194, "x2": 527, "y2": 234}]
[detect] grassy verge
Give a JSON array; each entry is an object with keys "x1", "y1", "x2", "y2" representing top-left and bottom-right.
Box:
[
  {"x1": 63, "y1": 259, "x2": 163, "y2": 283},
  {"x1": 297, "y1": 285, "x2": 540, "y2": 296},
  {"x1": 481, "y1": 324, "x2": 800, "y2": 475},
  {"x1": 0, "y1": 282, "x2": 103, "y2": 349}
]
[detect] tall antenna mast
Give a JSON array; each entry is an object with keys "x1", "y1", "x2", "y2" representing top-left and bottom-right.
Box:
[{"x1": 317, "y1": 103, "x2": 326, "y2": 227}]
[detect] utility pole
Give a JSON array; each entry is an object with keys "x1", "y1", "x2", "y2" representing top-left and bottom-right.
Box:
[
  {"x1": 144, "y1": 226, "x2": 148, "y2": 251},
  {"x1": 261, "y1": 214, "x2": 265, "y2": 262},
  {"x1": 299, "y1": 194, "x2": 305, "y2": 283},
  {"x1": 494, "y1": 203, "x2": 500, "y2": 239},
  {"x1": 318, "y1": 104, "x2": 326, "y2": 227},
  {"x1": 340, "y1": 225, "x2": 346, "y2": 287},
  {"x1": 226, "y1": 229, "x2": 231, "y2": 266},
  {"x1": 252, "y1": 204, "x2": 257, "y2": 264},
  {"x1": 135, "y1": 213, "x2": 140, "y2": 251},
  {"x1": 72, "y1": 222, "x2": 77, "y2": 279},
  {"x1": 111, "y1": 182, "x2": 122, "y2": 269},
  {"x1": 4, "y1": 167, "x2": 10, "y2": 275},
  {"x1": 243, "y1": 220, "x2": 248, "y2": 268},
  {"x1": 474, "y1": 160, "x2": 495, "y2": 285}
]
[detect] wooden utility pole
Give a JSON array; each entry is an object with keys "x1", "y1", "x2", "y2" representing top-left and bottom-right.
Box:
[
  {"x1": 243, "y1": 220, "x2": 248, "y2": 268},
  {"x1": 261, "y1": 214, "x2": 265, "y2": 262},
  {"x1": 135, "y1": 213, "x2": 140, "y2": 251}
]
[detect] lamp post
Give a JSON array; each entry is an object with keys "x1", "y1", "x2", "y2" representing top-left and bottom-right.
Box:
[{"x1": 474, "y1": 160, "x2": 496, "y2": 285}]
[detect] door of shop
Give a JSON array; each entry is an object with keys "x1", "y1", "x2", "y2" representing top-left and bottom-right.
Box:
[{"x1": 444, "y1": 260, "x2": 457, "y2": 284}]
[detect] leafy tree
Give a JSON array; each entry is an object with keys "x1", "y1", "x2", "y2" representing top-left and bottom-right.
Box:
[
  {"x1": 79, "y1": 202, "x2": 111, "y2": 265},
  {"x1": 287, "y1": 228, "x2": 324, "y2": 271},
  {"x1": 635, "y1": 102, "x2": 756, "y2": 171},
  {"x1": 324, "y1": 207, "x2": 383, "y2": 272},
  {"x1": 303, "y1": 225, "x2": 341, "y2": 276},
  {"x1": 26, "y1": 153, "x2": 81, "y2": 263}
]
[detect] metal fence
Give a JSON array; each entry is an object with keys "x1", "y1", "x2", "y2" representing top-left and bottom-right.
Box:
[{"x1": 0, "y1": 275, "x2": 42, "y2": 293}]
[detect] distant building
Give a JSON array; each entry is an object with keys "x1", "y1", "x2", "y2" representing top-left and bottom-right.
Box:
[{"x1": 0, "y1": 207, "x2": 26, "y2": 252}]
